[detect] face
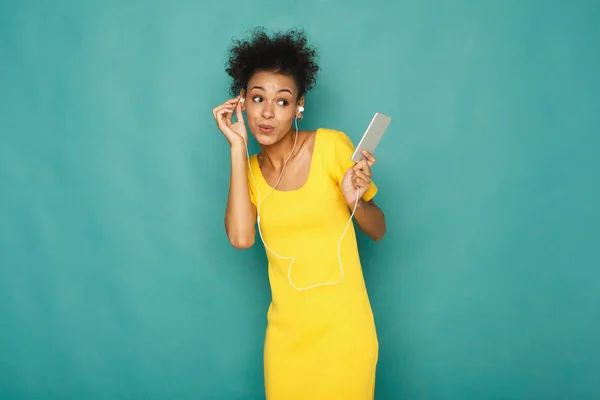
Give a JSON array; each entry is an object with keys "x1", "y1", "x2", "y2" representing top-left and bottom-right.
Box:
[{"x1": 241, "y1": 70, "x2": 304, "y2": 146}]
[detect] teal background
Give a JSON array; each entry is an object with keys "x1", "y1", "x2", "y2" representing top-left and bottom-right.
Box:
[{"x1": 1, "y1": 0, "x2": 599, "y2": 399}]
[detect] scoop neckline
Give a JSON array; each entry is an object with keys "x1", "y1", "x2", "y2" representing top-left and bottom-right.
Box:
[{"x1": 252, "y1": 128, "x2": 321, "y2": 194}]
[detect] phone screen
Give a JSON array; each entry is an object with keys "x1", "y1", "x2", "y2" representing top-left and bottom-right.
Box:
[{"x1": 351, "y1": 112, "x2": 391, "y2": 162}]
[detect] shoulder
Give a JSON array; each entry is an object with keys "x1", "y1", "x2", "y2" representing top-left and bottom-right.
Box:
[
  {"x1": 315, "y1": 127, "x2": 355, "y2": 152},
  {"x1": 314, "y1": 128, "x2": 357, "y2": 181},
  {"x1": 315, "y1": 127, "x2": 351, "y2": 141}
]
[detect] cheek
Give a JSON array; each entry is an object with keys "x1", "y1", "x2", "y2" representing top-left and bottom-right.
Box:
[{"x1": 277, "y1": 108, "x2": 296, "y2": 123}]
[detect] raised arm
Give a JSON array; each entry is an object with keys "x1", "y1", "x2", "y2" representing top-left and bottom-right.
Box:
[
  {"x1": 225, "y1": 142, "x2": 257, "y2": 248},
  {"x1": 213, "y1": 96, "x2": 257, "y2": 249},
  {"x1": 331, "y1": 130, "x2": 387, "y2": 242}
]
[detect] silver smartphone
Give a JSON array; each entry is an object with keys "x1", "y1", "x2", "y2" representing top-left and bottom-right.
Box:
[{"x1": 351, "y1": 112, "x2": 392, "y2": 162}]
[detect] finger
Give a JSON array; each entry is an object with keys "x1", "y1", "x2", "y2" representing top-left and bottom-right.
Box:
[
  {"x1": 214, "y1": 98, "x2": 239, "y2": 116},
  {"x1": 235, "y1": 101, "x2": 244, "y2": 123},
  {"x1": 215, "y1": 102, "x2": 235, "y2": 113},
  {"x1": 214, "y1": 98, "x2": 238, "y2": 115},
  {"x1": 350, "y1": 172, "x2": 358, "y2": 188},
  {"x1": 354, "y1": 177, "x2": 370, "y2": 190},
  {"x1": 354, "y1": 176, "x2": 370, "y2": 190},
  {"x1": 361, "y1": 150, "x2": 376, "y2": 167},
  {"x1": 213, "y1": 103, "x2": 234, "y2": 116},
  {"x1": 353, "y1": 160, "x2": 369, "y2": 172},
  {"x1": 216, "y1": 107, "x2": 233, "y2": 127},
  {"x1": 353, "y1": 160, "x2": 370, "y2": 172},
  {"x1": 355, "y1": 170, "x2": 370, "y2": 182},
  {"x1": 215, "y1": 105, "x2": 232, "y2": 120},
  {"x1": 352, "y1": 173, "x2": 367, "y2": 189},
  {"x1": 220, "y1": 108, "x2": 233, "y2": 126},
  {"x1": 355, "y1": 161, "x2": 371, "y2": 177}
]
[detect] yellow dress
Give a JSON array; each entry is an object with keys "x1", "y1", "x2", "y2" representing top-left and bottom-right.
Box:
[{"x1": 247, "y1": 128, "x2": 379, "y2": 400}]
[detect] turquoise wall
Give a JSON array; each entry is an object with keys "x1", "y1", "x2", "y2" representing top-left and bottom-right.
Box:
[{"x1": 1, "y1": 0, "x2": 599, "y2": 399}]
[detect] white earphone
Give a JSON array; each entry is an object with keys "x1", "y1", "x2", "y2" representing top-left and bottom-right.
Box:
[{"x1": 241, "y1": 102, "x2": 361, "y2": 290}]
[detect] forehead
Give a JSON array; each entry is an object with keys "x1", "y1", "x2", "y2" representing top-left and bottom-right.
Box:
[{"x1": 247, "y1": 70, "x2": 297, "y2": 95}]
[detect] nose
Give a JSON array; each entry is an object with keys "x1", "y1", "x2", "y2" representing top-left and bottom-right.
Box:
[{"x1": 261, "y1": 101, "x2": 275, "y2": 119}]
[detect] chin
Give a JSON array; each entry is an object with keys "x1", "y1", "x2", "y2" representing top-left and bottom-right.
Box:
[{"x1": 255, "y1": 135, "x2": 279, "y2": 146}]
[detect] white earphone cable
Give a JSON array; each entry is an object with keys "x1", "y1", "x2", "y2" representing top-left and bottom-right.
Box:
[{"x1": 243, "y1": 114, "x2": 360, "y2": 291}]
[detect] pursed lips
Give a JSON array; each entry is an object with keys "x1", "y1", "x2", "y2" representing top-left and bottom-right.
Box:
[{"x1": 258, "y1": 124, "x2": 275, "y2": 133}]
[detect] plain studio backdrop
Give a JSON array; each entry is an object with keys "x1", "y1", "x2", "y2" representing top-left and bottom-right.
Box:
[{"x1": 1, "y1": 0, "x2": 599, "y2": 399}]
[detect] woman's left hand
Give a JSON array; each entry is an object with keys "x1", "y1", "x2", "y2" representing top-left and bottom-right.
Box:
[{"x1": 342, "y1": 150, "x2": 376, "y2": 206}]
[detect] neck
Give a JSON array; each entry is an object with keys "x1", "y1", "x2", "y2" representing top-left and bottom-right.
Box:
[{"x1": 260, "y1": 126, "x2": 299, "y2": 170}]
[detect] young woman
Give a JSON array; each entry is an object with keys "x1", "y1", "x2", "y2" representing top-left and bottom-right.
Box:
[{"x1": 212, "y1": 27, "x2": 386, "y2": 400}]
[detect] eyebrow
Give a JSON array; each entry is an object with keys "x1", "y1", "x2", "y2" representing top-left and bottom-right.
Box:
[{"x1": 250, "y1": 85, "x2": 293, "y2": 95}]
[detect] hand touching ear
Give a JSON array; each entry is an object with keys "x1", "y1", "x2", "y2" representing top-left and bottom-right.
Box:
[{"x1": 212, "y1": 95, "x2": 247, "y2": 146}]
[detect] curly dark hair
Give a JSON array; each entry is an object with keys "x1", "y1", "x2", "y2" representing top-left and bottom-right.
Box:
[{"x1": 225, "y1": 27, "x2": 320, "y2": 99}]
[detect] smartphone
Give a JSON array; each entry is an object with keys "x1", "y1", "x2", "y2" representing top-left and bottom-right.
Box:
[{"x1": 351, "y1": 112, "x2": 392, "y2": 163}]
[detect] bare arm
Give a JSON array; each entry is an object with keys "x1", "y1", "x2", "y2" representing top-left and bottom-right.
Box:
[
  {"x1": 213, "y1": 96, "x2": 256, "y2": 249},
  {"x1": 341, "y1": 149, "x2": 386, "y2": 242},
  {"x1": 225, "y1": 142, "x2": 257, "y2": 249},
  {"x1": 353, "y1": 199, "x2": 386, "y2": 241}
]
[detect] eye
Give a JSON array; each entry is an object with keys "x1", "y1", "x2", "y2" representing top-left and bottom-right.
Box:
[{"x1": 250, "y1": 96, "x2": 289, "y2": 106}]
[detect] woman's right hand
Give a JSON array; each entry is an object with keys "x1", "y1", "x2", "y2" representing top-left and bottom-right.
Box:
[{"x1": 212, "y1": 96, "x2": 248, "y2": 146}]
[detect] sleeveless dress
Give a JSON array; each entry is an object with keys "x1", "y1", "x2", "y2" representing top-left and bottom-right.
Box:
[{"x1": 247, "y1": 128, "x2": 379, "y2": 400}]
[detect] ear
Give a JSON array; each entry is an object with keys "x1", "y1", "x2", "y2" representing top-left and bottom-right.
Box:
[
  {"x1": 239, "y1": 90, "x2": 246, "y2": 110},
  {"x1": 297, "y1": 96, "x2": 305, "y2": 119}
]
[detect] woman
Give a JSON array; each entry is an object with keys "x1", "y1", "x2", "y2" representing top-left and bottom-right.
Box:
[{"x1": 212, "y1": 27, "x2": 386, "y2": 400}]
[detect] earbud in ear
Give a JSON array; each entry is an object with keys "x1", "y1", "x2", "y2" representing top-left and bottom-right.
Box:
[
  {"x1": 239, "y1": 97, "x2": 245, "y2": 104},
  {"x1": 298, "y1": 106, "x2": 304, "y2": 113}
]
